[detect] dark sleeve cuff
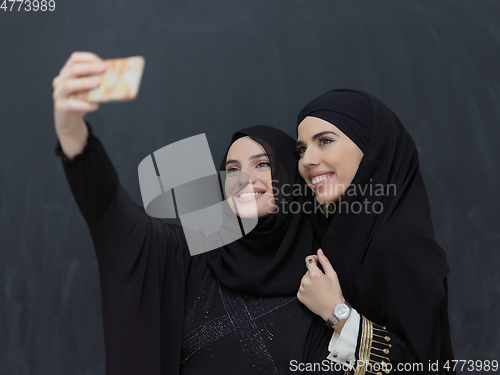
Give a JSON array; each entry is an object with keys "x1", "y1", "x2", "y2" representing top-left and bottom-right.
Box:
[
  {"x1": 55, "y1": 121, "x2": 95, "y2": 164},
  {"x1": 354, "y1": 315, "x2": 392, "y2": 375},
  {"x1": 54, "y1": 121, "x2": 119, "y2": 226}
]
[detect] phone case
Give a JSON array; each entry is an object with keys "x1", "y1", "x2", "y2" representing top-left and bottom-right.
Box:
[{"x1": 72, "y1": 56, "x2": 145, "y2": 102}]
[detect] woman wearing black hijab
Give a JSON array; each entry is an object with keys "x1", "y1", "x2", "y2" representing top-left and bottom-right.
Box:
[
  {"x1": 294, "y1": 89, "x2": 455, "y2": 374},
  {"x1": 54, "y1": 52, "x2": 357, "y2": 374},
  {"x1": 55, "y1": 119, "x2": 347, "y2": 374}
]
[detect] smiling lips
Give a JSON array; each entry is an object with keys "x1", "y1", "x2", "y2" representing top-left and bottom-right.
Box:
[
  {"x1": 308, "y1": 172, "x2": 334, "y2": 190},
  {"x1": 234, "y1": 187, "x2": 266, "y2": 202}
]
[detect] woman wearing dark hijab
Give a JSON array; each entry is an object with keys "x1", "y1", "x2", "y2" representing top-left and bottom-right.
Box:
[
  {"x1": 55, "y1": 123, "x2": 343, "y2": 375},
  {"x1": 52, "y1": 52, "x2": 348, "y2": 375},
  {"x1": 294, "y1": 89, "x2": 455, "y2": 374}
]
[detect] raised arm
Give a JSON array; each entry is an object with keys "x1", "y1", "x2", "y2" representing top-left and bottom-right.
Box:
[
  {"x1": 52, "y1": 52, "x2": 192, "y2": 375},
  {"x1": 52, "y1": 51, "x2": 105, "y2": 159}
]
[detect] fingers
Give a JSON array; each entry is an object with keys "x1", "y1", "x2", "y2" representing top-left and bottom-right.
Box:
[
  {"x1": 61, "y1": 51, "x2": 103, "y2": 73},
  {"x1": 54, "y1": 52, "x2": 106, "y2": 99},
  {"x1": 54, "y1": 76, "x2": 101, "y2": 98},
  {"x1": 305, "y1": 255, "x2": 318, "y2": 263},
  {"x1": 52, "y1": 52, "x2": 106, "y2": 122},
  {"x1": 55, "y1": 99, "x2": 99, "y2": 114},
  {"x1": 317, "y1": 248, "x2": 335, "y2": 275},
  {"x1": 59, "y1": 61, "x2": 106, "y2": 82},
  {"x1": 305, "y1": 255, "x2": 319, "y2": 271},
  {"x1": 70, "y1": 51, "x2": 102, "y2": 61}
]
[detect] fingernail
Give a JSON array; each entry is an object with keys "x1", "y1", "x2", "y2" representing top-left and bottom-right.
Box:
[{"x1": 318, "y1": 249, "x2": 323, "y2": 255}]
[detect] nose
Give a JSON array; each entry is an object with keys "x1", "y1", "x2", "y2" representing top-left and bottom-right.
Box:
[
  {"x1": 238, "y1": 166, "x2": 257, "y2": 186},
  {"x1": 300, "y1": 147, "x2": 320, "y2": 169}
]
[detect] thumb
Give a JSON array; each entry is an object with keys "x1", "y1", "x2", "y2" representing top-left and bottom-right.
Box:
[{"x1": 317, "y1": 249, "x2": 334, "y2": 275}]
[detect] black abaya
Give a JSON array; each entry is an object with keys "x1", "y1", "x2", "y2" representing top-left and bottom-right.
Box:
[
  {"x1": 55, "y1": 122, "x2": 340, "y2": 375},
  {"x1": 297, "y1": 89, "x2": 455, "y2": 374}
]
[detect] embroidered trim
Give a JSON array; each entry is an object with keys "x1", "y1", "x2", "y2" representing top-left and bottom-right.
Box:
[
  {"x1": 354, "y1": 316, "x2": 392, "y2": 375},
  {"x1": 354, "y1": 315, "x2": 373, "y2": 375}
]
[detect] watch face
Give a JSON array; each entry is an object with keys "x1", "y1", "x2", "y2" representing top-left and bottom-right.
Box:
[{"x1": 334, "y1": 303, "x2": 350, "y2": 319}]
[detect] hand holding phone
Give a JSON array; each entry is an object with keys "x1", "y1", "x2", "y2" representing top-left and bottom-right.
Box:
[
  {"x1": 52, "y1": 52, "x2": 145, "y2": 159},
  {"x1": 70, "y1": 56, "x2": 145, "y2": 102}
]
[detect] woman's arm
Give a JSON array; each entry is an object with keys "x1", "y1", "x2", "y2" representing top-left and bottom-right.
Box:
[
  {"x1": 298, "y1": 250, "x2": 415, "y2": 374},
  {"x1": 54, "y1": 120, "x2": 191, "y2": 374},
  {"x1": 298, "y1": 249, "x2": 453, "y2": 375},
  {"x1": 53, "y1": 51, "x2": 105, "y2": 158},
  {"x1": 52, "y1": 52, "x2": 192, "y2": 375},
  {"x1": 52, "y1": 52, "x2": 119, "y2": 225},
  {"x1": 54, "y1": 121, "x2": 119, "y2": 226}
]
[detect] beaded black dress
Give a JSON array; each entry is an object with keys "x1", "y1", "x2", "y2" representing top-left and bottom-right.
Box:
[{"x1": 55, "y1": 123, "x2": 338, "y2": 375}]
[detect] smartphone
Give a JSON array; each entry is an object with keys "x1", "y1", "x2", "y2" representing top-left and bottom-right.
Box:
[{"x1": 71, "y1": 56, "x2": 145, "y2": 102}]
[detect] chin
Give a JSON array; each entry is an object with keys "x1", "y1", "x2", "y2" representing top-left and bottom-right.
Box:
[
  {"x1": 315, "y1": 196, "x2": 330, "y2": 206},
  {"x1": 258, "y1": 196, "x2": 277, "y2": 217},
  {"x1": 315, "y1": 193, "x2": 341, "y2": 206},
  {"x1": 256, "y1": 205, "x2": 276, "y2": 218},
  {"x1": 313, "y1": 182, "x2": 344, "y2": 205}
]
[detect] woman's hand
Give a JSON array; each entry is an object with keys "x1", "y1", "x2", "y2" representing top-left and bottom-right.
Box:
[
  {"x1": 297, "y1": 249, "x2": 346, "y2": 329},
  {"x1": 52, "y1": 51, "x2": 106, "y2": 158}
]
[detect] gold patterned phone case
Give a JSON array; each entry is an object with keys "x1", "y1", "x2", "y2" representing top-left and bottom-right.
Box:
[{"x1": 72, "y1": 56, "x2": 145, "y2": 102}]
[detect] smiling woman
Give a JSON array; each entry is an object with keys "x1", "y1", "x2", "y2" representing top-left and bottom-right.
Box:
[
  {"x1": 296, "y1": 117, "x2": 364, "y2": 205},
  {"x1": 224, "y1": 136, "x2": 277, "y2": 218},
  {"x1": 55, "y1": 121, "x2": 337, "y2": 375},
  {"x1": 295, "y1": 89, "x2": 455, "y2": 374},
  {"x1": 53, "y1": 53, "x2": 342, "y2": 375}
]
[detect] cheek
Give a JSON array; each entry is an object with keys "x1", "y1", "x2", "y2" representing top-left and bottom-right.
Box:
[
  {"x1": 323, "y1": 152, "x2": 339, "y2": 171},
  {"x1": 261, "y1": 172, "x2": 276, "y2": 204},
  {"x1": 298, "y1": 163, "x2": 307, "y2": 180},
  {"x1": 265, "y1": 172, "x2": 274, "y2": 191},
  {"x1": 224, "y1": 181, "x2": 229, "y2": 196},
  {"x1": 224, "y1": 177, "x2": 237, "y2": 196},
  {"x1": 338, "y1": 150, "x2": 362, "y2": 181}
]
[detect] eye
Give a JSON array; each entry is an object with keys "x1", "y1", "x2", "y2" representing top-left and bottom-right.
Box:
[
  {"x1": 319, "y1": 137, "x2": 333, "y2": 146},
  {"x1": 226, "y1": 167, "x2": 240, "y2": 175},
  {"x1": 256, "y1": 161, "x2": 270, "y2": 168},
  {"x1": 295, "y1": 146, "x2": 306, "y2": 156}
]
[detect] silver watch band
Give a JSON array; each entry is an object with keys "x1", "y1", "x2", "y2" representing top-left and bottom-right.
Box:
[{"x1": 325, "y1": 301, "x2": 351, "y2": 328}]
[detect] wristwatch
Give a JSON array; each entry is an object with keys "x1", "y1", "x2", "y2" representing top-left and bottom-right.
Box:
[{"x1": 325, "y1": 301, "x2": 351, "y2": 328}]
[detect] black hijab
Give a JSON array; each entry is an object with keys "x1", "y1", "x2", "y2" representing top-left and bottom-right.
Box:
[
  {"x1": 206, "y1": 125, "x2": 328, "y2": 297},
  {"x1": 297, "y1": 89, "x2": 454, "y2": 370}
]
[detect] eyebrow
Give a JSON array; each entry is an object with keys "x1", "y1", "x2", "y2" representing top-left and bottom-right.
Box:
[
  {"x1": 225, "y1": 153, "x2": 269, "y2": 166},
  {"x1": 295, "y1": 131, "x2": 339, "y2": 147}
]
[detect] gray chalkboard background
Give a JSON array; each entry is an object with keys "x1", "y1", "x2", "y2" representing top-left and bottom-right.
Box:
[{"x1": 1, "y1": 0, "x2": 499, "y2": 374}]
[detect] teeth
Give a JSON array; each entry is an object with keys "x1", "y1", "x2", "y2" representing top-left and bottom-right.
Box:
[
  {"x1": 311, "y1": 174, "x2": 332, "y2": 185},
  {"x1": 237, "y1": 192, "x2": 264, "y2": 198}
]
